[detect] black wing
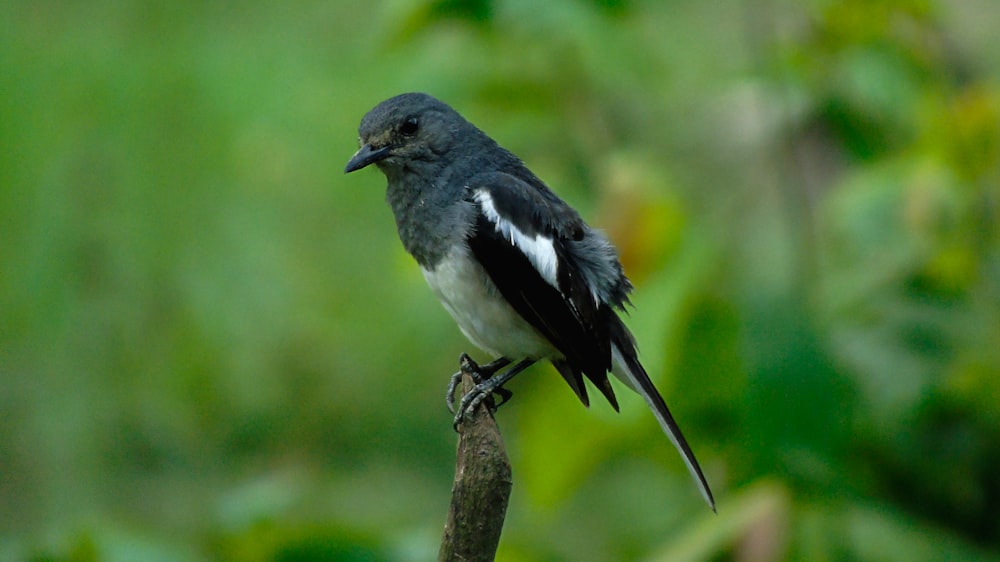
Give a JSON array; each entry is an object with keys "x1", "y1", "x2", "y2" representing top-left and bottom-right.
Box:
[
  {"x1": 465, "y1": 171, "x2": 716, "y2": 510},
  {"x1": 465, "y1": 172, "x2": 620, "y2": 410}
]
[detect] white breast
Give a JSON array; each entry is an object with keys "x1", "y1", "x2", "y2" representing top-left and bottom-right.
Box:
[{"x1": 422, "y1": 246, "x2": 558, "y2": 360}]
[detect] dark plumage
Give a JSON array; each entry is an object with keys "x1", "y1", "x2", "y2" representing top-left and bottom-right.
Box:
[{"x1": 345, "y1": 92, "x2": 715, "y2": 510}]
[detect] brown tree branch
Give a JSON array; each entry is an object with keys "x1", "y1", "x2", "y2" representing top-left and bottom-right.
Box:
[{"x1": 438, "y1": 357, "x2": 512, "y2": 562}]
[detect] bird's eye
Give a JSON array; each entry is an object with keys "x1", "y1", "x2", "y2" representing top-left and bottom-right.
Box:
[{"x1": 400, "y1": 116, "x2": 419, "y2": 136}]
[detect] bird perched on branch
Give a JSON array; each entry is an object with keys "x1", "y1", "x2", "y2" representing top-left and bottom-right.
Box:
[{"x1": 345, "y1": 92, "x2": 715, "y2": 510}]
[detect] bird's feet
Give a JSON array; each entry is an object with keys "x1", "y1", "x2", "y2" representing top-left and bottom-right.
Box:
[
  {"x1": 447, "y1": 354, "x2": 513, "y2": 429},
  {"x1": 448, "y1": 355, "x2": 538, "y2": 430}
]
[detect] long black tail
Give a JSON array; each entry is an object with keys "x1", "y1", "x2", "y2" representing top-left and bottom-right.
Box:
[{"x1": 608, "y1": 317, "x2": 716, "y2": 511}]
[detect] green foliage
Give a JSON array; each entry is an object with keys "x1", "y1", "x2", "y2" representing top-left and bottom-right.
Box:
[{"x1": 2, "y1": 0, "x2": 999, "y2": 560}]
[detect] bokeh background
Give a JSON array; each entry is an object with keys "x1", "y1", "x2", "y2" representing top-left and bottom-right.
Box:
[{"x1": 2, "y1": 1, "x2": 999, "y2": 560}]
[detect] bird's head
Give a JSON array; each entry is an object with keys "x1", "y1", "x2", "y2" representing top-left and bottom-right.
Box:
[{"x1": 344, "y1": 92, "x2": 464, "y2": 175}]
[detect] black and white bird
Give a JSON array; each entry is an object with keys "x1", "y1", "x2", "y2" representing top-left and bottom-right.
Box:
[{"x1": 345, "y1": 92, "x2": 715, "y2": 510}]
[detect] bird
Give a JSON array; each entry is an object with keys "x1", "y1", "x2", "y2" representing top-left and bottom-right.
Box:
[{"x1": 344, "y1": 92, "x2": 715, "y2": 510}]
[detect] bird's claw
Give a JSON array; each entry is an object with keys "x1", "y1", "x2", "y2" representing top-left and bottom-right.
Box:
[
  {"x1": 446, "y1": 354, "x2": 514, "y2": 430},
  {"x1": 451, "y1": 377, "x2": 513, "y2": 430},
  {"x1": 446, "y1": 353, "x2": 483, "y2": 414}
]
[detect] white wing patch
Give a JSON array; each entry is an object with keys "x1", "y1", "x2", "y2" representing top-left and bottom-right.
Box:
[{"x1": 475, "y1": 189, "x2": 560, "y2": 289}]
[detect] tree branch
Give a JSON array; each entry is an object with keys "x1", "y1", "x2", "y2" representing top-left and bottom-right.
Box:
[{"x1": 438, "y1": 357, "x2": 512, "y2": 562}]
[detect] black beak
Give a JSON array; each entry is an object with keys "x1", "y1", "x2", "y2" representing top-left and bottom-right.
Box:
[{"x1": 344, "y1": 143, "x2": 391, "y2": 173}]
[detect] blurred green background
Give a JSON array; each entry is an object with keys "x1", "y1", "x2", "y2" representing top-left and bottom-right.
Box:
[{"x1": 2, "y1": 0, "x2": 999, "y2": 560}]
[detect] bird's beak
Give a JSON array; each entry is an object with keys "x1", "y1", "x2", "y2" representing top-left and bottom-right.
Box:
[{"x1": 344, "y1": 143, "x2": 391, "y2": 173}]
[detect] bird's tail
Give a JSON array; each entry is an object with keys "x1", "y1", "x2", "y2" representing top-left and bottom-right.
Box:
[{"x1": 609, "y1": 318, "x2": 716, "y2": 511}]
